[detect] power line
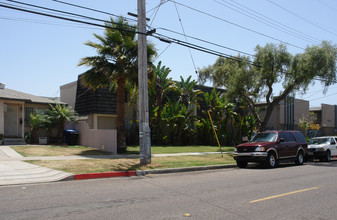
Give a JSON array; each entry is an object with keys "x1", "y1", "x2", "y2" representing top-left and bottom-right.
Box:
[
  {"x1": 148, "y1": 0, "x2": 169, "y2": 25},
  {"x1": 152, "y1": 32, "x2": 254, "y2": 65},
  {"x1": 167, "y1": 0, "x2": 305, "y2": 50},
  {"x1": 316, "y1": 0, "x2": 337, "y2": 14},
  {"x1": 157, "y1": 27, "x2": 254, "y2": 57},
  {"x1": 6, "y1": 0, "x2": 256, "y2": 58},
  {"x1": 147, "y1": 0, "x2": 169, "y2": 14},
  {"x1": 2, "y1": 0, "x2": 335, "y2": 89},
  {"x1": 0, "y1": 2, "x2": 140, "y2": 34},
  {"x1": 174, "y1": 2, "x2": 197, "y2": 73},
  {"x1": 51, "y1": 0, "x2": 137, "y2": 23},
  {"x1": 267, "y1": 0, "x2": 337, "y2": 38},
  {"x1": 215, "y1": 0, "x2": 320, "y2": 44},
  {"x1": 0, "y1": 15, "x2": 101, "y2": 29},
  {"x1": 228, "y1": 0, "x2": 322, "y2": 43},
  {"x1": 5, "y1": 0, "x2": 133, "y2": 28}
]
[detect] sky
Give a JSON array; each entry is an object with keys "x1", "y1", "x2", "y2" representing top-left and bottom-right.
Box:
[{"x1": 1, "y1": 0, "x2": 337, "y2": 107}]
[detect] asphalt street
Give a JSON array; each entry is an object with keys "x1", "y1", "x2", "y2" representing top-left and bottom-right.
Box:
[{"x1": 1, "y1": 161, "x2": 337, "y2": 220}]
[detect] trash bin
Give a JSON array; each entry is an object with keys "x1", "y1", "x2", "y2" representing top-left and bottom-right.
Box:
[{"x1": 64, "y1": 129, "x2": 79, "y2": 145}]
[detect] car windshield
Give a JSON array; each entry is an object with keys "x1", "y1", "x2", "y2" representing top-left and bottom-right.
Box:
[
  {"x1": 250, "y1": 133, "x2": 277, "y2": 142},
  {"x1": 308, "y1": 138, "x2": 329, "y2": 145}
]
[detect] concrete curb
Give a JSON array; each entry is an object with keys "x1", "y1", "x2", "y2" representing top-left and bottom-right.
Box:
[{"x1": 71, "y1": 164, "x2": 237, "y2": 181}]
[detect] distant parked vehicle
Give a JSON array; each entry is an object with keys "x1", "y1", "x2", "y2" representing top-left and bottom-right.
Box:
[
  {"x1": 233, "y1": 131, "x2": 307, "y2": 168},
  {"x1": 307, "y1": 136, "x2": 337, "y2": 162}
]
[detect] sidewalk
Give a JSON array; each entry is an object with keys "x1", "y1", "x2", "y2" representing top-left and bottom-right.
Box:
[
  {"x1": 0, "y1": 146, "x2": 74, "y2": 186},
  {"x1": 0, "y1": 146, "x2": 235, "y2": 186}
]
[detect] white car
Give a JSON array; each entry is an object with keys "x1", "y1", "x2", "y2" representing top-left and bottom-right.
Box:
[{"x1": 307, "y1": 136, "x2": 337, "y2": 162}]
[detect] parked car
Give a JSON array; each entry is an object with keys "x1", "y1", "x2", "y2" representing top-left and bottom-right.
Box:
[
  {"x1": 307, "y1": 136, "x2": 337, "y2": 162},
  {"x1": 233, "y1": 131, "x2": 307, "y2": 168}
]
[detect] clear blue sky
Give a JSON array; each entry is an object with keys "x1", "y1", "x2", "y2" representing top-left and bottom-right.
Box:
[{"x1": 1, "y1": 0, "x2": 337, "y2": 107}]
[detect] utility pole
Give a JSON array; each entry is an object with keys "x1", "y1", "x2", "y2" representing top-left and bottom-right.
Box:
[{"x1": 138, "y1": 0, "x2": 151, "y2": 164}]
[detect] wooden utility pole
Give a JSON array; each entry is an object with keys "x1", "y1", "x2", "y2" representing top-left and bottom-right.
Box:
[{"x1": 138, "y1": 0, "x2": 151, "y2": 164}]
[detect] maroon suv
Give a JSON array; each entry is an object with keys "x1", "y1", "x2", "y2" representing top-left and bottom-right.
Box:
[{"x1": 233, "y1": 131, "x2": 307, "y2": 168}]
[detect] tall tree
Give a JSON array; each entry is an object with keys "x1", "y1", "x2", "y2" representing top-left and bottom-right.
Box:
[
  {"x1": 79, "y1": 17, "x2": 156, "y2": 153},
  {"x1": 199, "y1": 41, "x2": 337, "y2": 131}
]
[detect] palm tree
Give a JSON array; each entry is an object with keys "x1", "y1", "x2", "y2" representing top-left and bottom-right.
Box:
[
  {"x1": 79, "y1": 17, "x2": 156, "y2": 153},
  {"x1": 148, "y1": 62, "x2": 175, "y2": 143},
  {"x1": 48, "y1": 104, "x2": 78, "y2": 143},
  {"x1": 176, "y1": 76, "x2": 202, "y2": 108}
]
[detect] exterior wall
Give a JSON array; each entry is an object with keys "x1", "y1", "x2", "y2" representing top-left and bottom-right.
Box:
[
  {"x1": 320, "y1": 104, "x2": 336, "y2": 136},
  {"x1": 258, "y1": 98, "x2": 309, "y2": 132},
  {"x1": 76, "y1": 120, "x2": 117, "y2": 154},
  {"x1": 60, "y1": 81, "x2": 77, "y2": 109},
  {"x1": 97, "y1": 115, "x2": 117, "y2": 129},
  {"x1": 0, "y1": 102, "x2": 4, "y2": 135},
  {"x1": 293, "y1": 99, "x2": 309, "y2": 127}
]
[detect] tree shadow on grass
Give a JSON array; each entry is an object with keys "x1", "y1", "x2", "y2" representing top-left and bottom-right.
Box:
[{"x1": 76, "y1": 150, "x2": 112, "y2": 156}]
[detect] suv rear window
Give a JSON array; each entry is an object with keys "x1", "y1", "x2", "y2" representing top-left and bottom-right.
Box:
[
  {"x1": 292, "y1": 131, "x2": 306, "y2": 143},
  {"x1": 285, "y1": 132, "x2": 296, "y2": 142}
]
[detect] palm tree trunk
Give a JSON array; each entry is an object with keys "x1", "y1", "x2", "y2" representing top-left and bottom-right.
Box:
[{"x1": 116, "y1": 75, "x2": 126, "y2": 153}]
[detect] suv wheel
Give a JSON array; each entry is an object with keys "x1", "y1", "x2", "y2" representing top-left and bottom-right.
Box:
[
  {"x1": 295, "y1": 151, "x2": 304, "y2": 165},
  {"x1": 265, "y1": 152, "x2": 277, "y2": 168},
  {"x1": 236, "y1": 160, "x2": 248, "y2": 168}
]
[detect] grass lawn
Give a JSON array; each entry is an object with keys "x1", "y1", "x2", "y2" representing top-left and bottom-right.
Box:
[
  {"x1": 27, "y1": 154, "x2": 235, "y2": 174},
  {"x1": 126, "y1": 145, "x2": 235, "y2": 154},
  {"x1": 11, "y1": 145, "x2": 112, "y2": 157},
  {"x1": 11, "y1": 145, "x2": 235, "y2": 157}
]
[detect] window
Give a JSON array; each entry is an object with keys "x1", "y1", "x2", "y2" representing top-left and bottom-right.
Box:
[
  {"x1": 251, "y1": 132, "x2": 277, "y2": 142},
  {"x1": 24, "y1": 107, "x2": 48, "y2": 125},
  {"x1": 285, "y1": 132, "x2": 296, "y2": 142},
  {"x1": 293, "y1": 132, "x2": 307, "y2": 143}
]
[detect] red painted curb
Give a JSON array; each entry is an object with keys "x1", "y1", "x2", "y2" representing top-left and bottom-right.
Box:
[{"x1": 74, "y1": 171, "x2": 136, "y2": 180}]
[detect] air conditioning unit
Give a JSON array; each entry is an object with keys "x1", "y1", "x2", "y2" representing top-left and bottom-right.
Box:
[{"x1": 39, "y1": 137, "x2": 47, "y2": 144}]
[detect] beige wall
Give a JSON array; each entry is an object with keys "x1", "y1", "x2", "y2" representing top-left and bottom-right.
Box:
[
  {"x1": 77, "y1": 121, "x2": 117, "y2": 154},
  {"x1": 0, "y1": 102, "x2": 4, "y2": 135},
  {"x1": 258, "y1": 98, "x2": 309, "y2": 131},
  {"x1": 60, "y1": 81, "x2": 77, "y2": 109},
  {"x1": 321, "y1": 104, "x2": 335, "y2": 128},
  {"x1": 97, "y1": 115, "x2": 117, "y2": 129}
]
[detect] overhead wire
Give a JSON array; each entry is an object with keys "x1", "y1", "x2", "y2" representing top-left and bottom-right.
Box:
[
  {"x1": 147, "y1": 0, "x2": 169, "y2": 14},
  {"x1": 2, "y1": 1, "x2": 335, "y2": 83},
  {"x1": 0, "y1": 15, "x2": 101, "y2": 29},
  {"x1": 215, "y1": 0, "x2": 320, "y2": 44},
  {"x1": 6, "y1": 0, "x2": 255, "y2": 59},
  {"x1": 316, "y1": 0, "x2": 337, "y2": 14},
  {"x1": 148, "y1": 0, "x2": 169, "y2": 26},
  {"x1": 51, "y1": 0, "x2": 137, "y2": 23},
  {"x1": 167, "y1": 0, "x2": 306, "y2": 50},
  {"x1": 5, "y1": 0, "x2": 134, "y2": 28},
  {"x1": 157, "y1": 27, "x2": 254, "y2": 57},
  {"x1": 2, "y1": 0, "x2": 336, "y2": 104},
  {"x1": 227, "y1": 0, "x2": 321, "y2": 43},
  {"x1": 174, "y1": 2, "x2": 198, "y2": 73},
  {"x1": 267, "y1": 0, "x2": 337, "y2": 38},
  {"x1": 0, "y1": 3, "x2": 140, "y2": 34}
]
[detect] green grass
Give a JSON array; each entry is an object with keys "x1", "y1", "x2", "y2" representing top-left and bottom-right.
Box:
[{"x1": 126, "y1": 145, "x2": 235, "y2": 154}]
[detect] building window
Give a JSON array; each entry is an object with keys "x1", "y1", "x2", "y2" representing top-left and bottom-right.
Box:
[{"x1": 24, "y1": 107, "x2": 48, "y2": 125}]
